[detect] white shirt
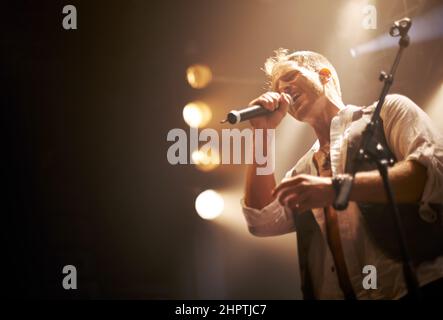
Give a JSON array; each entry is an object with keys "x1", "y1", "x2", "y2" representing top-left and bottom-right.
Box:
[{"x1": 242, "y1": 94, "x2": 443, "y2": 299}]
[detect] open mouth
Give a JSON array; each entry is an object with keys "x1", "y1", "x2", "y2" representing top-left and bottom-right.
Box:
[{"x1": 291, "y1": 93, "x2": 301, "y2": 104}]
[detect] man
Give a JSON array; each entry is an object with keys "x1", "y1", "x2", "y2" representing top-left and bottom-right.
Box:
[{"x1": 242, "y1": 49, "x2": 443, "y2": 299}]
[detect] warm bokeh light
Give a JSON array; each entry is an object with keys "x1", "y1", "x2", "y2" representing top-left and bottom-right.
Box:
[
  {"x1": 191, "y1": 149, "x2": 220, "y2": 172},
  {"x1": 195, "y1": 190, "x2": 224, "y2": 220},
  {"x1": 182, "y1": 101, "x2": 212, "y2": 128},
  {"x1": 186, "y1": 64, "x2": 213, "y2": 89}
]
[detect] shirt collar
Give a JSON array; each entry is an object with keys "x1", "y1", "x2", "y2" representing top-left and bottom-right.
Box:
[{"x1": 309, "y1": 104, "x2": 362, "y2": 153}]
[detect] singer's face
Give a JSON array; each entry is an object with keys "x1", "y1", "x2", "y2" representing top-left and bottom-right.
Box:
[{"x1": 276, "y1": 69, "x2": 323, "y2": 122}]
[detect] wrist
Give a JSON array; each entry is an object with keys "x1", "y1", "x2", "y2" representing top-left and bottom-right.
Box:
[{"x1": 332, "y1": 174, "x2": 354, "y2": 210}]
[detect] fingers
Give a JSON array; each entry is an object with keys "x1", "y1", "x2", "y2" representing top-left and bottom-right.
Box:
[
  {"x1": 261, "y1": 92, "x2": 280, "y2": 111},
  {"x1": 284, "y1": 194, "x2": 299, "y2": 209},
  {"x1": 277, "y1": 92, "x2": 292, "y2": 116},
  {"x1": 277, "y1": 185, "x2": 304, "y2": 205},
  {"x1": 272, "y1": 174, "x2": 307, "y2": 196},
  {"x1": 284, "y1": 193, "x2": 309, "y2": 213},
  {"x1": 249, "y1": 91, "x2": 282, "y2": 111}
]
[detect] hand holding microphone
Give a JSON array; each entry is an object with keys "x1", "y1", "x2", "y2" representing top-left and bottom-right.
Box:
[{"x1": 222, "y1": 92, "x2": 293, "y2": 129}]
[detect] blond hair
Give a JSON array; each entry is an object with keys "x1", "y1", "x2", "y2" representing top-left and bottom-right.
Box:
[{"x1": 264, "y1": 48, "x2": 342, "y2": 99}]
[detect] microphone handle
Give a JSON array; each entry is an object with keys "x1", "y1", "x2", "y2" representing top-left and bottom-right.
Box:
[{"x1": 226, "y1": 105, "x2": 272, "y2": 124}]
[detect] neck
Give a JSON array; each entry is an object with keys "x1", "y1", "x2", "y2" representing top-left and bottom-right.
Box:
[
  {"x1": 306, "y1": 97, "x2": 340, "y2": 148},
  {"x1": 312, "y1": 121, "x2": 331, "y2": 148}
]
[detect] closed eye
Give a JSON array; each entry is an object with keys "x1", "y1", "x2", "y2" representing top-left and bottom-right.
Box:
[{"x1": 279, "y1": 70, "x2": 300, "y2": 83}]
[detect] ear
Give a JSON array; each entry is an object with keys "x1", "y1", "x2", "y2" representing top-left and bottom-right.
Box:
[{"x1": 319, "y1": 68, "x2": 332, "y2": 85}]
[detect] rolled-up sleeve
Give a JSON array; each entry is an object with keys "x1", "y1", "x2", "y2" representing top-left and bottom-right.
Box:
[
  {"x1": 381, "y1": 94, "x2": 443, "y2": 207},
  {"x1": 240, "y1": 146, "x2": 317, "y2": 236},
  {"x1": 241, "y1": 198, "x2": 296, "y2": 237}
]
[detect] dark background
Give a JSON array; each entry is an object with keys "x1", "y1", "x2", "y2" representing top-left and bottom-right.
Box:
[{"x1": 3, "y1": 0, "x2": 443, "y2": 299}]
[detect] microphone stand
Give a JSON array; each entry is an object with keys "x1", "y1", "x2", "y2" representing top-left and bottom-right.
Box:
[{"x1": 334, "y1": 23, "x2": 422, "y2": 299}]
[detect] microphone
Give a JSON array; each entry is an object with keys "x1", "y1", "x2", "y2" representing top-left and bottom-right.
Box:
[
  {"x1": 221, "y1": 93, "x2": 296, "y2": 124},
  {"x1": 221, "y1": 105, "x2": 273, "y2": 124}
]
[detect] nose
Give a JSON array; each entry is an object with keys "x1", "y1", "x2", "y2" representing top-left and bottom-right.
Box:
[{"x1": 282, "y1": 86, "x2": 293, "y2": 95}]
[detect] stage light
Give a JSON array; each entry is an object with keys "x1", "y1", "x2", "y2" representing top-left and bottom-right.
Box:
[
  {"x1": 186, "y1": 64, "x2": 213, "y2": 89},
  {"x1": 351, "y1": 5, "x2": 443, "y2": 57},
  {"x1": 350, "y1": 48, "x2": 357, "y2": 58},
  {"x1": 182, "y1": 101, "x2": 212, "y2": 128},
  {"x1": 191, "y1": 149, "x2": 220, "y2": 172},
  {"x1": 195, "y1": 190, "x2": 224, "y2": 220},
  {"x1": 332, "y1": 0, "x2": 375, "y2": 58}
]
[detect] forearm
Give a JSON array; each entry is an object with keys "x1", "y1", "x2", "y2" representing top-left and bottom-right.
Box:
[
  {"x1": 244, "y1": 128, "x2": 277, "y2": 209},
  {"x1": 244, "y1": 163, "x2": 276, "y2": 209},
  {"x1": 350, "y1": 160, "x2": 427, "y2": 203}
]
